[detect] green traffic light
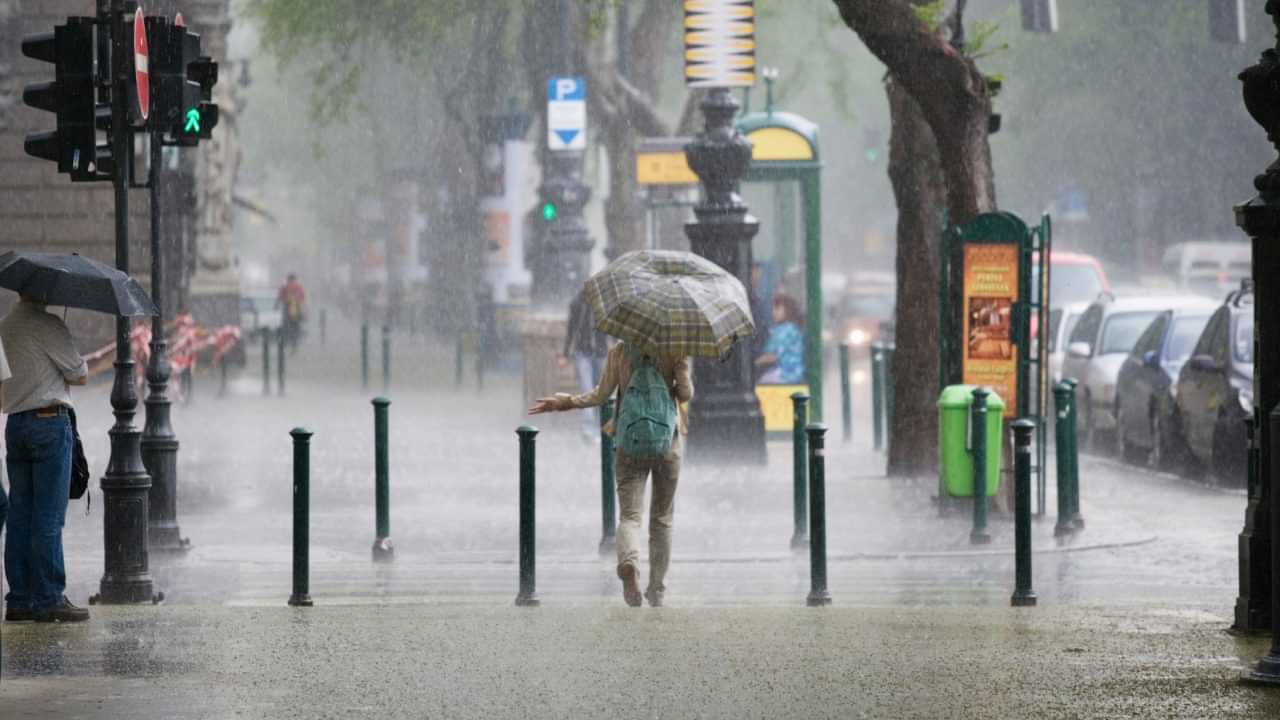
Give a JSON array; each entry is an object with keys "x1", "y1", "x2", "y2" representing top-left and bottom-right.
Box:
[
  {"x1": 542, "y1": 202, "x2": 557, "y2": 222},
  {"x1": 183, "y1": 108, "x2": 201, "y2": 135}
]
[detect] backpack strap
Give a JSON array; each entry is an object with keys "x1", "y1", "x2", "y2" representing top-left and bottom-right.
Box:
[{"x1": 622, "y1": 342, "x2": 650, "y2": 369}]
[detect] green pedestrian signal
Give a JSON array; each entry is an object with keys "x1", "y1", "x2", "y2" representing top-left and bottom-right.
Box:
[
  {"x1": 541, "y1": 201, "x2": 557, "y2": 222},
  {"x1": 183, "y1": 108, "x2": 201, "y2": 134}
]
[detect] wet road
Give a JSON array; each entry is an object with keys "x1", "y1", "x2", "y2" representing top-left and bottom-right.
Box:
[{"x1": 0, "y1": 317, "x2": 1271, "y2": 716}]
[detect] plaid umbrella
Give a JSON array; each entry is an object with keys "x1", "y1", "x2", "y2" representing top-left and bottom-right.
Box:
[{"x1": 584, "y1": 250, "x2": 755, "y2": 359}]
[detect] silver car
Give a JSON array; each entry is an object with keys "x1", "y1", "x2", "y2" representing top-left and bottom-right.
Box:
[
  {"x1": 1061, "y1": 294, "x2": 1205, "y2": 445},
  {"x1": 1047, "y1": 301, "x2": 1089, "y2": 384}
]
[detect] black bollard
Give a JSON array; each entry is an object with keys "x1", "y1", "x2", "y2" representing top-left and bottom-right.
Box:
[
  {"x1": 790, "y1": 392, "x2": 809, "y2": 550},
  {"x1": 884, "y1": 342, "x2": 896, "y2": 450},
  {"x1": 288, "y1": 427, "x2": 314, "y2": 607},
  {"x1": 1011, "y1": 419, "x2": 1037, "y2": 607},
  {"x1": 871, "y1": 342, "x2": 885, "y2": 450},
  {"x1": 839, "y1": 343, "x2": 852, "y2": 443},
  {"x1": 371, "y1": 398, "x2": 393, "y2": 561},
  {"x1": 1245, "y1": 407, "x2": 1280, "y2": 683},
  {"x1": 277, "y1": 328, "x2": 286, "y2": 397},
  {"x1": 515, "y1": 426, "x2": 540, "y2": 607},
  {"x1": 381, "y1": 325, "x2": 391, "y2": 392},
  {"x1": 1064, "y1": 379, "x2": 1085, "y2": 530},
  {"x1": 599, "y1": 400, "x2": 617, "y2": 556},
  {"x1": 319, "y1": 308, "x2": 327, "y2": 346},
  {"x1": 361, "y1": 323, "x2": 370, "y2": 390},
  {"x1": 1053, "y1": 382, "x2": 1076, "y2": 538},
  {"x1": 970, "y1": 387, "x2": 992, "y2": 545},
  {"x1": 262, "y1": 329, "x2": 271, "y2": 396},
  {"x1": 805, "y1": 424, "x2": 831, "y2": 606},
  {"x1": 455, "y1": 332, "x2": 464, "y2": 389}
]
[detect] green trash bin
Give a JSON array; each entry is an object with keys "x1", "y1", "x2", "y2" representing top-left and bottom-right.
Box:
[{"x1": 938, "y1": 385, "x2": 1005, "y2": 497}]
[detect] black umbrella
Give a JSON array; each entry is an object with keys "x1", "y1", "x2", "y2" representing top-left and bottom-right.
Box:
[{"x1": 0, "y1": 251, "x2": 157, "y2": 317}]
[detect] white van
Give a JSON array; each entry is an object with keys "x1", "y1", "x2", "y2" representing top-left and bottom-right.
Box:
[{"x1": 1161, "y1": 241, "x2": 1250, "y2": 298}]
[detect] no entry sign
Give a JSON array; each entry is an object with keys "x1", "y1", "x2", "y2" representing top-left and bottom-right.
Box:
[{"x1": 133, "y1": 7, "x2": 149, "y2": 121}]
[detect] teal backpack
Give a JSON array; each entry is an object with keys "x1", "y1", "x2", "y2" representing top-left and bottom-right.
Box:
[{"x1": 616, "y1": 343, "x2": 677, "y2": 458}]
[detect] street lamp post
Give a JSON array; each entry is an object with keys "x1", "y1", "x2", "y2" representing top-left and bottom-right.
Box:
[
  {"x1": 142, "y1": 132, "x2": 188, "y2": 553},
  {"x1": 1238, "y1": 0, "x2": 1280, "y2": 683},
  {"x1": 528, "y1": 0, "x2": 593, "y2": 310},
  {"x1": 95, "y1": 0, "x2": 155, "y2": 605},
  {"x1": 530, "y1": 153, "x2": 593, "y2": 309},
  {"x1": 683, "y1": 87, "x2": 767, "y2": 464}
]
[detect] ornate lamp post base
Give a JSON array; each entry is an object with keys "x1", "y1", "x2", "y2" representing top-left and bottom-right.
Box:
[
  {"x1": 1244, "y1": 652, "x2": 1280, "y2": 686},
  {"x1": 683, "y1": 87, "x2": 767, "y2": 465}
]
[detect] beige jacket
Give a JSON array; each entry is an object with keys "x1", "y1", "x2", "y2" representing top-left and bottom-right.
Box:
[{"x1": 557, "y1": 343, "x2": 693, "y2": 436}]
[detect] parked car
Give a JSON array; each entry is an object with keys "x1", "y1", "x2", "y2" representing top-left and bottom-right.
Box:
[
  {"x1": 1162, "y1": 240, "x2": 1250, "y2": 299},
  {"x1": 1061, "y1": 293, "x2": 1194, "y2": 446},
  {"x1": 240, "y1": 290, "x2": 283, "y2": 339},
  {"x1": 1172, "y1": 284, "x2": 1253, "y2": 485},
  {"x1": 1046, "y1": 301, "x2": 1089, "y2": 384},
  {"x1": 1033, "y1": 251, "x2": 1111, "y2": 309},
  {"x1": 833, "y1": 271, "x2": 895, "y2": 353},
  {"x1": 1113, "y1": 297, "x2": 1217, "y2": 466}
]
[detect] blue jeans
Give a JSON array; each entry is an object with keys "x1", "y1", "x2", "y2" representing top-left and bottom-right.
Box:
[{"x1": 5, "y1": 412, "x2": 72, "y2": 610}]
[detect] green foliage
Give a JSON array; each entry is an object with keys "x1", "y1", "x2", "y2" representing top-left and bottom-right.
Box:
[
  {"x1": 982, "y1": 0, "x2": 1272, "y2": 268},
  {"x1": 964, "y1": 20, "x2": 1008, "y2": 59},
  {"x1": 246, "y1": 0, "x2": 498, "y2": 121},
  {"x1": 911, "y1": 0, "x2": 948, "y2": 30}
]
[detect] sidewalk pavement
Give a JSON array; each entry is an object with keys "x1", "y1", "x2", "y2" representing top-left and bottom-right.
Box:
[
  {"x1": 2, "y1": 604, "x2": 1277, "y2": 719},
  {"x1": 0, "y1": 320, "x2": 1271, "y2": 716}
]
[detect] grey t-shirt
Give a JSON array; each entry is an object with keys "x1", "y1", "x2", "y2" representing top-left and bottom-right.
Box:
[{"x1": 0, "y1": 301, "x2": 87, "y2": 413}]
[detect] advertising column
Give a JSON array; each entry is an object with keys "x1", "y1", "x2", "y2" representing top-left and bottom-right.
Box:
[{"x1": 961, "y1": 243, "x2": 1019, "y2": 417}]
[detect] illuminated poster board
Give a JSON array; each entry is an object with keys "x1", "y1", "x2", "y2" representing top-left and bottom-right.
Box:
[{"x1": 962, "y1": 244, "x2": 1019, "y2": 417}]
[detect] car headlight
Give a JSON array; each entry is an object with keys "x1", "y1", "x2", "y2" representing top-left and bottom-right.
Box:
[{"x1": 847, "y1": 328, "x2": 869, "y2": 346}]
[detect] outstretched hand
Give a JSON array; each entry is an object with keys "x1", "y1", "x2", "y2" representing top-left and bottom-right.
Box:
[{"x1": 528, "y1": 397, "x2": 561, "y2": 415}]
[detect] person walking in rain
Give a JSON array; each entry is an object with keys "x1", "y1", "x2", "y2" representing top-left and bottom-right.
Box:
[
  {"x1": 558, "y1": 288, "x2": 611, "y2": 443},
  {"x1": 530, "y1": 341, "x2": 692, "y2": 607},
  {"x1": 276, "y1": 273, "x2": 307, "y2": 352}
]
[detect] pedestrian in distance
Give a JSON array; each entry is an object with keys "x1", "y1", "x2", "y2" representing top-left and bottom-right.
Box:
[
  {"x1": 755, "y1": 292, "x2": 806, "y2": 384},
  {"x1": 530, "y1": 341, "x2": 693, "y2": 608},
  {"x1": 558, "y1": 288, "x2": 612, "y2": 444},
  {"x1": 1, "y1": 295, "x2": 89, "y2": 623},
  {"x1": 277, "y1": 273, "x2": 307, "y2": 353}
]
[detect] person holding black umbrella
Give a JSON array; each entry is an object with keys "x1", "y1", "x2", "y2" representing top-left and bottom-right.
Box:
[{"x1": 1, "y1": 294, "x2": 89, "y2": 623}]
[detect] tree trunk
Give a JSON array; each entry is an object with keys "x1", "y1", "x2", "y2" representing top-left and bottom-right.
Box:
[
  {"x1": 588, "y1": 0, "x2": 681, "y2": 258},
  {"x1": 885, "y1": 78, "x2": 944, "y2": 477},
  {"x1": 832, "y1": 0, "x2": 998, "y2": 477}
]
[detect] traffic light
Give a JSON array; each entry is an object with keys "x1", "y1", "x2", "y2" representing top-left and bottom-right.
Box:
[
  {"x1": 149, "y1": 20, "x2": 217, "y2": 145},
  {"x1": 1020, "y1": 0, "x2": 1058, "y2": 33},
  {"x1": 862, "y1": 128, "x2": 881, "y2": 164},
  {"x1": 541, "y1": 201, "x2": 558, "y2": 222},
  {"x1": 176, "y1": 29, "x2": 218, "y2": 145},
  {"x1": 22, "y1": 18, "x2": 105, "y2": 181}
]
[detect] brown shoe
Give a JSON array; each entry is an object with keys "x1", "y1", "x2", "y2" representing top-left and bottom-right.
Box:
[
  {"x1": 34, "y1": 597, "x2": 89, "y2": 623},
  {"x1": 618, "y1": 564, "x2": 642, "y2": 607},
  {"x1": 5, "y1": 607, "x2": 34, "y2": 622}
]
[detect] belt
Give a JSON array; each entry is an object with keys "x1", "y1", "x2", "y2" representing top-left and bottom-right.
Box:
[{"x1": 16, "y1": 406, "x2": 68, "y2": 418}]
